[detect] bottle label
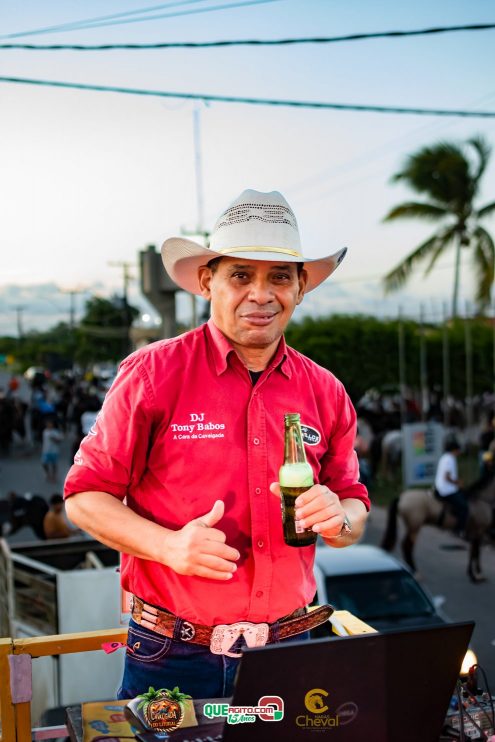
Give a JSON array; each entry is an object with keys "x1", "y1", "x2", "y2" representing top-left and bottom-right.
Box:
[{"x1": 295, "y1": 520, "x2": 305, "y2": 534}]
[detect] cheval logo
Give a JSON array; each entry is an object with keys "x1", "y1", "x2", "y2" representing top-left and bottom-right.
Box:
[
  {"x1": 301, "y1": 424, "x2": 321, "y2": 446},
  {"x1": 296, "y1": 687, "x2": 358, "y2": 730},
  {"x1": 304, "y1": 689, "x2": 328, "y2": 714}
]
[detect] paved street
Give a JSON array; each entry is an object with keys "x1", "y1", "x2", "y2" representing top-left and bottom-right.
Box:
[
  {"x1": 364, "y1": 501, "x2": 495, "y2": 686},
  {"x1": 1, "y1": 429, "x2": 494, "y2": 687},
  {"x1": 0, "y1": 436, "x2": 74, "y2": 502}
]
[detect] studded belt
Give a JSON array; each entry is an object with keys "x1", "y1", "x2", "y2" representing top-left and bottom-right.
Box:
[{"x1": 131, "y1": 595, "x2": 333, "y2": 657}]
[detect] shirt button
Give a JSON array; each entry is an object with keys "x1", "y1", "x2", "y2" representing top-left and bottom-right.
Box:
[
  {"x1": 257, "y1": 540, "x2": 264, "y2": 549},
  {"x1": 256, "y1": 590, "x2": 263, "y2": 598},
  {"x1": 255, "y1": 487, "x2": 261, "y2": 495},
  {"x1": 253, "y1": 437, "x2": 260, "y2": 445}
]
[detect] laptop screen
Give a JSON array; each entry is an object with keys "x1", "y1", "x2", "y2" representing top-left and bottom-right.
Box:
[{"x1": 220, "y1": 621, "x2": 474, "y2": 742}]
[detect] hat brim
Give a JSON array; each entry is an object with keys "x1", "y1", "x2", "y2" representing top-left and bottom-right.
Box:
[{"x1": 161, "y1": 237, "x2": 347, "y2": 296}]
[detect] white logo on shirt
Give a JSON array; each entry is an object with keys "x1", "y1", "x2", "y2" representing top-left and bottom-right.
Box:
[{"x1": 171, "y1": 414, "x2": 226, "y2": 441}]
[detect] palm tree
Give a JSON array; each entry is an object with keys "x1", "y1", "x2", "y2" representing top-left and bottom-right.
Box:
[{"x1": 382, "y1": 136, "x2": 495, "y2": 316}]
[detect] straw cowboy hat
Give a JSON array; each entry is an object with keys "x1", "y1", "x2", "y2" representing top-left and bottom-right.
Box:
[{"x1": 161, "y1": 189, "x2": 347, "y2": 296}]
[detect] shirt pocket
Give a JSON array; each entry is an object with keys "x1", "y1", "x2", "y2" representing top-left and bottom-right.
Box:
[{"x1": 126, "y1": 622, "x2": 172, "y2": 663}]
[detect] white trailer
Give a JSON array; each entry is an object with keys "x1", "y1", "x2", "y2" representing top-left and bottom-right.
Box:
[{"x1": 0, "y1": 537, "x2": 125, "y2": 724}]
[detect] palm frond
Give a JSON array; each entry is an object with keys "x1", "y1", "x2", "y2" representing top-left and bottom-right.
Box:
[
  {"x1": 391, "y1": 142, "x2": 468, "y2": 204},
  {"x1": 472, "y1": 226, "x2": 495, "y2": 309},
  {"x1": 383, "y1": 233, "x2": 444, "y2": 293},
  {"x1": 423, "y1": 227, "x2": 456, "y2": 276},
  {"x1": 383, "y1": 201, "x2": 449, "y2": 223},
  {"x1": 468, "y1": 135, "x2": 492, "y2": 185},
  {"x1": 476, "y1": 200, "x2": 495, "y2": 219}
]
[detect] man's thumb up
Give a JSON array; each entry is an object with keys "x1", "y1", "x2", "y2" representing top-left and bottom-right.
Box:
[{"x1": 195, "y1": 500, "x2": 225, "y2": 528}]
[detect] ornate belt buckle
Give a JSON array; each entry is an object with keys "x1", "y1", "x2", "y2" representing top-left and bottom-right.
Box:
[{"x1": 210, "y1": 621, "x2": 269, "y2": 657}]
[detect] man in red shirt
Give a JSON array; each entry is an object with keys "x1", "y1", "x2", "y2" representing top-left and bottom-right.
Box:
[{"x1": 64, "y1": 189, "x2": 369, "y2": 700}]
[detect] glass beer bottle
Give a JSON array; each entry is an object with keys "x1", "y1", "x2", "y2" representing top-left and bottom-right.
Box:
[{"x1": 279, "y1": 412, "x2": 317, "y2": 547}]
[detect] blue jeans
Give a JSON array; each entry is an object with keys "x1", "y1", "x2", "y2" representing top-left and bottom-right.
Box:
[
  {"x1": 443, "y1": 490, "x2": 469, "y2": 531},
  {"x1": 117, "y1": 618, "x2": 309, "y2": 700}
]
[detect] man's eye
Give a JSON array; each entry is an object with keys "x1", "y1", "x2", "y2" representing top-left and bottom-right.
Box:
[
  {"x1": 273, "y1": 274, "x2": 291, "y2": 281},
  {"x1": 232, "y1": 272, "x2": 249, "y2": 280}
]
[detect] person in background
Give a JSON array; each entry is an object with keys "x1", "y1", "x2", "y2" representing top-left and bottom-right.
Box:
[
  {"x1": 354, "y1": 426, "x2": 371, "y2": 488},
  {"x1": 0, "y1": 389, "x2": 15, "y2": 456},
  {"x1": 434, "y1": 437, "x2": 468, "y2": 535},
  {"x1": 479, "y1": 413, "x2": 495, "y2": 473},
  {"x1": 43, "y1": 494, "x2": 78, "y2": 539},
  {"x1": 41, "y1": 418, "x2": 63, "y2": 483}
]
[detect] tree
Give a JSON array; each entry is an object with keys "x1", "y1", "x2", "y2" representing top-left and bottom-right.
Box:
[
  {"x1": 382, "y1": 136, "x2": 495, "y2": 316},
  {"x1": 285, "y1": 314, "x2": 495, "y2": 401},
  {"x1": 75, "y1": 295, "x2": 139, "y2": 364}
]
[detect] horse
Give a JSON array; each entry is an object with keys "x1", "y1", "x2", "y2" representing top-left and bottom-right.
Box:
[
  {"x1": 0, "y1": 492, "x2": 48, "y2": 540},
  {"x1": 381, "y1": 475, "x2": 495, "y2": 583}
]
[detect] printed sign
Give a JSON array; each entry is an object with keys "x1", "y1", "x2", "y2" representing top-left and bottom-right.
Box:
[{"x1": 402, "y1": 422, "x2": 445, "y2": 487}]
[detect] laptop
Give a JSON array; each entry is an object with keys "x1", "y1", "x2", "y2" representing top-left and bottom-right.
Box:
[{"x1": 136, "y1": 621, "x2": 474, "y2": 742}]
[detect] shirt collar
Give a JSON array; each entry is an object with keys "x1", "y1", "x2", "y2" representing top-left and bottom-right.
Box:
[{"x1": 206, "y1": 318, "x2": 291, "y2": 379}]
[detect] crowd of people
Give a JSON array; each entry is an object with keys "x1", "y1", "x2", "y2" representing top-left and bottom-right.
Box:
[
  {"x1": 1, "y1": 360, "x2": 495, "y2": 545},
  {"x1": 0, "y1": 367, "x2": 112, "y2": 541},
  {"x1": 0, "y1": 368, "x2": 109, "y2": 459}
]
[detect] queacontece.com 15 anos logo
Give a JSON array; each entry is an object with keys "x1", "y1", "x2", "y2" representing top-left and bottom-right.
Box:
[
  {"x1": 203, "y1": 696, "x2": 284, "y2": 725},
  {"x1": 297, "y1": 688, "x2": 359, "y2": 730}
]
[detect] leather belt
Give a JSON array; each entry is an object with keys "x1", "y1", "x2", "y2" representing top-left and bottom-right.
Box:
[{"x1": 131, "y1": 596, "x2": 333, "y2": 657}]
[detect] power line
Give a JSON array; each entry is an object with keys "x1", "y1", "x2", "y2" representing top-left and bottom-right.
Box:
[
  {"x1": 0, "y1": 1, "x2": 209, "y2": 40},
  {"x1": 0, "y1": 0, "x2": 281, "y2": 40},
  {"x1": 331, "y1": 256, "x2": 477, "y2": 287},
  {"x1": 1, "y1": 22, "x2": 493, "y2": 50},
  {"x1": 286, "y1": 88, "x2": 495, "y2": 199},
  {"x1": 2, "y1": 75, "x2": 495, "y2": 118}
]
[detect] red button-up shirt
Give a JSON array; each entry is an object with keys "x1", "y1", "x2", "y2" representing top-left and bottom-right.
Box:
[{"x1": 64, "y1": 319, "x2": 369, "y2": 625}]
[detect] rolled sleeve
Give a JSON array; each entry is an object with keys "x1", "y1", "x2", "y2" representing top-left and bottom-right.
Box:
[
  {"x1": 320, "y1": 382, "x2": 370, "y2": 510},
  {"x1": 64, "y1": 356, "x2": 155, "y2": 500}
]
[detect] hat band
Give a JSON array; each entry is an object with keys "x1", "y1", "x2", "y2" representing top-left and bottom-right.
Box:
[{"x1": 216, "y1": 245, "x2": 302, "y2": 258}]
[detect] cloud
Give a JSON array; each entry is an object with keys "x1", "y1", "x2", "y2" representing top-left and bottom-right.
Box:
[
  {"x1": 0, "y1": 270, "x2": 481, "y2": 339},
  {"x1": 0, "y1": 282, "x2": 104, "y2": 335}
]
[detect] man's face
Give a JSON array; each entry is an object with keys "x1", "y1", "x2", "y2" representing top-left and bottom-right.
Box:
[{"x1": 198, "y1": 257, "x2": 307, "y2": 355}]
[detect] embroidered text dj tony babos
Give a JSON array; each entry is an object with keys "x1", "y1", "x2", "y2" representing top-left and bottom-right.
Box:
[{"x1": 171, "y1": 412, "x2": 226, "y2": 440}]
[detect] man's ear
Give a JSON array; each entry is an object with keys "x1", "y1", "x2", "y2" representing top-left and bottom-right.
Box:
[
  {"x1": 198, "y1": 265, "x2": 213, "y2": 299},
  {"x1": 296, "y1": 268, "x2": 308, "y2": 305}
]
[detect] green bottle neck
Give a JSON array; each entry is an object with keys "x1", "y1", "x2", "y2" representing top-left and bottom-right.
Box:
[{"x1": 284, "y1": 419, "x2": 308, "y2": 465}]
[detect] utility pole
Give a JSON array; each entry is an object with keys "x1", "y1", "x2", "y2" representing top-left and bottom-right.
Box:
[
  {"x1": 60, "y1": 287, "x2": 87, "y2": 329},
  {"x1": 442, "y1": 302, "x2": 450, "y2": 428},
  {"x1": 108, "y1": 261, "x2": 135, "y2": 355},
  {"x1": 12, "y1": 305, "x2": 25, "y2": 342},
  {"x1": 419, "y1": 304, "x2": 428, "y2": 422},
  {"x1": 180, "y1": 102, "x2": 209, "y2": 329},
  {"x1": 193, "y1": 103, "x2": 205, "y2": 237},
  {"x1": 492, "y1": 300, "x2": 495, "y2": 397},
  {"x1": 108, "y1": 261, "x2": 134, "y2": 306},
  {"x1": 397, "y1": 306, "x2": 407, "y2": 427},
  {"x1": 464, "y1": 301, "x2": 474, "y2": 433}
]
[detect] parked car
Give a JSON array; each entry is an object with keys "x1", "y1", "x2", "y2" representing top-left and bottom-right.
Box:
[
  {"x1": 312, "y1": 543, "x2": 478, "y2": 675},
  {"x1": 312, "y1": 543, "x2": 447, "y2": 635}
]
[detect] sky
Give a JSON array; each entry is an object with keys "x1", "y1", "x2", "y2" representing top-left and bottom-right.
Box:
[{"x1": 1, "y1": 0, "x2": 495, "y2": 335}]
